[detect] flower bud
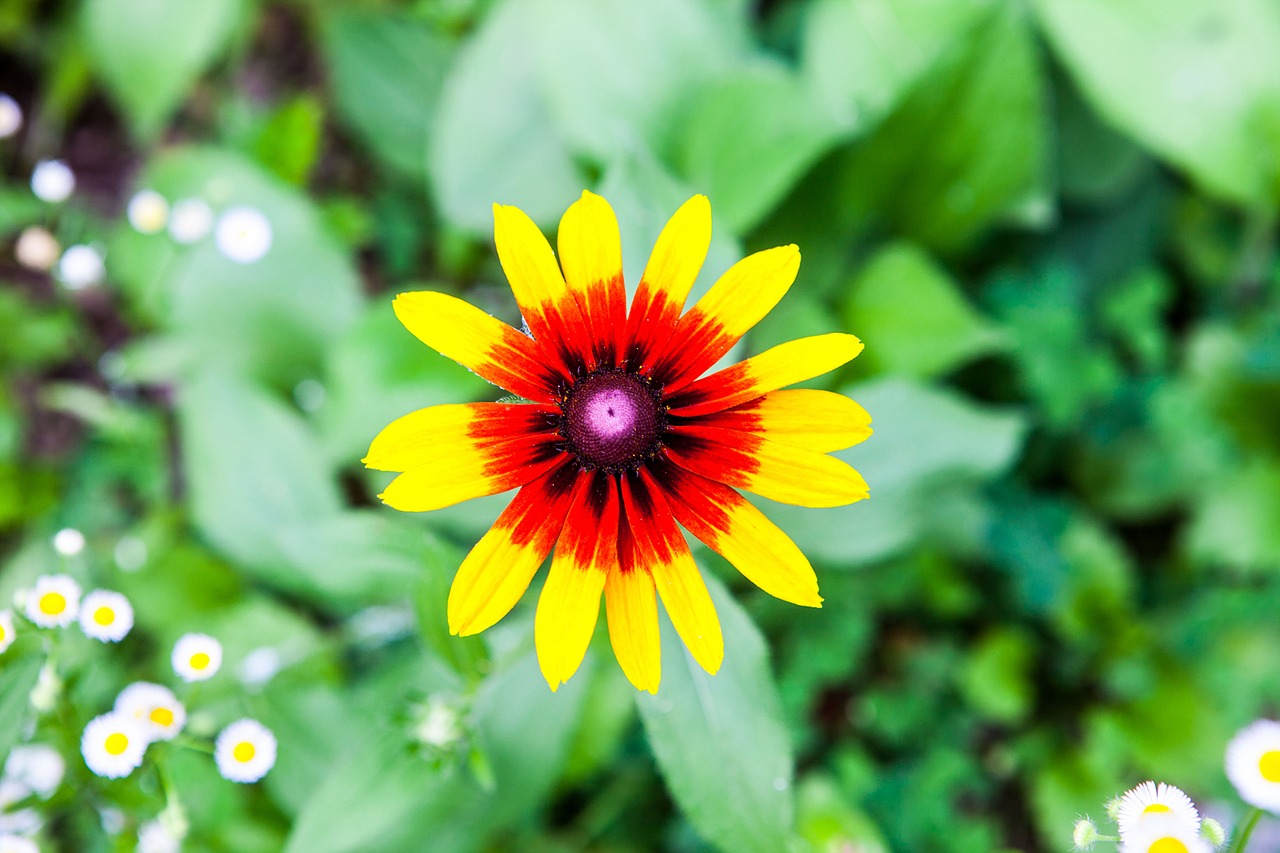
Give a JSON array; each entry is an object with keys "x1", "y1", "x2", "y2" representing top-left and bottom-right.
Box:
[{"x1": 1073, "y1": 817, "x2": 1099, "y2": 850}]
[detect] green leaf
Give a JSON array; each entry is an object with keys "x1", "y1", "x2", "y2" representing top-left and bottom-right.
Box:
[
  {"x1": 81, "y1": 0, "x2": 244, "y2": 139},
  {"x1": 249, "y1": 96, "x2": 325, "y2": 187},
  {"x1": 1037, "y1": 0, "x2": 1280, "y2": 207},
  {"x1": 1187, "y1": 462, "x2": 1280, "y2": 575},
  {"x1": 843, "y1": 242, "x2": 1005, "y2": 378},
  {"x1": 960, "y1": 628, "x2": 1035, "y2": 724},
  {"x1": 0, "y1": 650, "x2": 42, "y2": 763},
  {"x1": 637, "y1": 574, "x2": 795, "y2": 853},
  {"x1": 321, "y1": 10, "x2": 453, "y2": 181}
]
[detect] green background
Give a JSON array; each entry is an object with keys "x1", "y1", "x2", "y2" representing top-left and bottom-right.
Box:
[{"x1": 2, "y1": 0, "x2": 1280, "y2": 851}]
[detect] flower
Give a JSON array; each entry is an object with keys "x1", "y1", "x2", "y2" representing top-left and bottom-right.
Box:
[
  {"x1": 0, "y1": 94, "x2": 21, "y2": 138},
  {"x1": 137, "y1": 819, "x2": 181, "y2": 853},
  {"x1": 413, "y1": 696, "x2": 463, "y2": 749},
  {"x1": 14, "y1": 227, "x2": 59, "y2": 271},
  {"x1": 0, "y1": 834, "x2": 39, "y2": 853},
  {"x1": 115, "y1": 682, "x2": 185, "y2": 742},
  {"x1": 365, "y1": 192, "x2": 870, "y2": 693},
  {"x1": 168, "y1": 198, "x2": 213, "y2": 244},
  {"x1": 0, "y1": 611, "x2": 14, "y2": 654},
  {"x1": 78, "y1": 590, "x2": 133, "y2": 642},
  {"x1": 1226, "y1": 718, "x2": 1280, "y2": 812},
  {"x1": 1119, "y1": 813, "x2": 1210, "y2": 853},
  {"x1": 172, "y1": 633, "x2": 221, "y2": 682},
  {"x1": 24, "y1": 575, "x2": 81, "y2": 628},
  {"x1": 127, "y1": 190, "x2": 169, "y2": 234},
  {"x1": 81, "y1": 713, "x2": 147, "y2": 778},
  {"x1": 4, "y1": 744, "x2": 65, "y2": 798},
  {"x1": 214, "y1": 719, "x2": 276, "y2": 783},
  {"x1": 57, "y1": 245, "x2": 105, "y2": 290},
  {"x1": 52, "y1": 528, "x2": 85, "y2": 557},
  {"x1": 30, "y1": 159, "x2": 74, "y2": 203},
  {"x1": 214, "y1": 206, "x2": 272, "y2": 263},
  {"x1": 1116, "y1": 781, "x2": 1200, "y2": 838},
  {"x1": 27, "y1": 664, "x2": 60, "y2": 713}
]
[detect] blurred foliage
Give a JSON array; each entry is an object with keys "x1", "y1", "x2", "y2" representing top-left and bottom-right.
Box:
[{"x1": 2, "y1": 0, "x2": 1280, "y2": 851}]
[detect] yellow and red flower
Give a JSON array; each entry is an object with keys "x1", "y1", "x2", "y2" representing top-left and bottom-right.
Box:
[{"x1": 366, "y1": 191, "x2": 870, "y2": 693}]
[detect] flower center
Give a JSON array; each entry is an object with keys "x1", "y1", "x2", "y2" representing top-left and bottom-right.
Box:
[
  {"x1": 562, "y1": 370, "x2": 664, "y2": 470},
  {"x1": 94, "y1": 606, "x2": 115, "y2": 626},
  {"x1": 1149, "y1": 839, "x2": 1187, "y2": 853},
  {"x1": 190, "y1": 652, "x2": 211, "y2": 670},
  {"x1": 1260, "y1": 750, "x2": 1280, "y2": 782},
  {"x1": 39, "y1": 592, "x2": 66, "y2": 615},
  {"x1": 150, "y1": 707, "x2": 175, "y2": 727},
  {"x1": 234, "y1": 742, "x2": 256, "y2": 763},
  {"x1": 105, "y1": 733, "x2": 129, "y2": 756},
  {"x1": 1141, "y1": 804, "x2": 1171, "y2": 817}
]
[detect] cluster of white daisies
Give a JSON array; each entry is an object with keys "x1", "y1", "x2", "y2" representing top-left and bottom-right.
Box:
[{"x1": 1074, "y1": 719, "x2": 1280, "y2": 852}]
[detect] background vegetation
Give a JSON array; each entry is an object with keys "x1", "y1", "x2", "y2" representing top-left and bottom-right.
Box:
[{"x1": 2, "y1": 0, "x2": 1280, "y2": 851}]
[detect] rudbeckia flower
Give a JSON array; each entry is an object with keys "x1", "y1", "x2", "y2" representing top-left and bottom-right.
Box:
[{"x1": 366, "y1": 192, "x2": 870, "y2": 693}]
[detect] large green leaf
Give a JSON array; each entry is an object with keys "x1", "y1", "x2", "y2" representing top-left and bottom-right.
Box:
[
  {"x1": 1037, "y1": 0, "x2": 1280, "y2": 207},
  {"x1": 81, "y1": 0, "x2": 245, "y2": 139},
  {"x1": 638, "y1": 574, "x2": 796, "y2": 853}
]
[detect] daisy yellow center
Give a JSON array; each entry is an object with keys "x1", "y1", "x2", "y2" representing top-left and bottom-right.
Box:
[
  {"x1": 104, "y1": 733, "x2": 129, "y2": 755},
  {"x1": 39, "y1": 592, "x2": 66, "y2": 615},
  {"x1": 0, "y1": 625, "x2": 6, "y2": 642},
  {"x1": 1149, "y1": 838, "x2": 1188, "y2": 853},
  {"x1": 233, "y1": 741, "x2": 256, "y2": 763},
  {"x1": 150, "y1": 707, "x2": 175, "y2": 727},
  {"x1": 1260, "y1": 750, "x2": 1280, "y2": 782},
  {"x1": 93, "y1": 606, "x2": 115, "y2": 625},
  {"x1": 1142, "y1": 804, "x2": 1172, "y2": 817},
  {"x1": 190, "y1": 652, "x2": 211, "y2": 670},
  {"x1": 562, "y1": 370, "x2": 664, "y2": 471}
]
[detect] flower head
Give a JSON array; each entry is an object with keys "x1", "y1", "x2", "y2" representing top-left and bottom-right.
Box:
[
  {"x1": 14, "y1": 227, "x2": 59, "y2": 272},
  {"x1": 1226, "y1": 719, "x2": 1280, "y2": 813},
  {"x1": 57, "y1": 245, "x2": 105, "y2": 290},
  {"x1": 1116, "y1": 781, "x2": 1200, "y2": 838},
  {"x1": 81, "y1": 713, "x2": 147, "y2": 778},
  {"x1": 0, "y1": 610, "x2": 14, "y2": 654},
  {"x1": 172, "y1": 633, "x2": 221, "y2": 682},
  {"x1": 0, "y1": 93, "x2": 21, "y2": 138},
  {"x1": 0, "y1": 835, "x2": 38, "y2": 853},
  {"x1": 214, "y1": 719, "x2": 276, "y2": 783},
  {"x1": 214, "y1": 206, "x2": 272, "y2": 264},
  {"x1": 127, "y1": 190, "x2": 169, "y2": 234},
  {"x1": 4, "y1": 744, "x2": 65, "y2": 798},
  {"x1": 24, "y1": 575, "x2": 81, "y2": 628},
  {"x1": 52, "y1": 528, "x2": 85, "y2": 557},
  {"x1": 78, "y1": 590, "x2": 133, "y2": 642},
  {"x1": 1119, "y1": 813, "x2": 1210, "y2": 853},
  {"x1": 137, "y1": 819, "x2": 181, "y2": 853},
  {"x1": 365, "y1": 192, "x2": 869, "y2": 693},
  {"x1": 115, "y1": 682, "x2": 185, "y2": 742},
  {"x1": 169, "y1": 198, "x2": 213, "y2": 244},
  {"x1": 31, "y1": 159, "x2": 74, "y2": 203}
]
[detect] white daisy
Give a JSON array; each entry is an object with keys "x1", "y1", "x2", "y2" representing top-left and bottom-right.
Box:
[
  {"x1": 172, "y1": 633, "x2": 221, "y2": 682},
  {"x1": 30, "y1": 159, "x2": 74, "y2": 203},
  {"x1": 52, "y1": 528, "x2": 85, "y2": 557},
  {"x1": 24, "y1": 575, "x2": 81, "y2": 628},
  {"x1": 137, "y1": 819, "x2": 181, "y2": 853},
  {"x1": 4, "y1": 744, "x2": 65, "y2": 798},
  {"x1": 1116, "y1": 781, "x2": 1200, "y2": 838},
  {"x1": 81, "y1": 713, "x2": 147, "y2": 779},
  {"x1": 0, "y1": 93, "x2": 21, "y2": 138},
  {"x1": 214, "y1": 719, "x2": 276, "y2": 783},
  {"x1": 1226, "y1": 718, "x2": 1280, "y2": 813},
  {"x1": 0, "y1": 834, "x2": 39, "y2": 853},
  {"x1": 214, "y1": 206, "x2": 272, "y2": 264},
  {"x1": 114, "y1": 682, "x2": 185, "y2": 742},
  {"x1": 0, "y1": 610, "x2": 14, "y2": 654},
  {"x1": 78, "y1": 590, "x2": 133, "y2": 642},
  {"x1": 0, "y1": 778, "x2": 38, "y2": 835},
  {"x1": 1119, "y1": 813, "x2": 1210, "y2": 853},
  {"x1": 56, "y1": 245, "x2": 105, "y2": 290},
  {"x1": 167, "y1": 198, "x2": 213, "y2": 244},
  {"x1": 13, "y1": 227, "x2": 59, "y2": 272},
  {"x1": 126, "y1": 190, "x2": 169, "y2": 234}
]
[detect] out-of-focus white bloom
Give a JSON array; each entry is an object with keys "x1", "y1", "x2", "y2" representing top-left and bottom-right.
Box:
[
  {"x1": 413, "y1": 696, "x2": 463, "y2": 749},
  {"x1": 1226, "y1": 719, "x2": 1280, "y2": 813},
  {"x1": 28, "y1": 664, "x2": 60, "y2": 713},
  {"x1": 115, "y1": 682, "x2": 185, "y2": 742},
  {"x1": 237, "y1": 647, "x2": 282, "y2": 690},
  {"x1": 214, "y1": 719, "x2": 276, "y2": 783},
  {"x1": 1119, "y1": 813, "x2": 1210, "y2": 853},
  {"x1": 0, "y1": 833, "x2": 39, "y2": 853},
  {"x1": 81, "y1": 713, "x2": 147, "y2": 779},
  {"x1": 126, "y1": 190, "x2": 169, "y2": 234},
  {"x1": 4, "y1": 744, "x2": 65, "y2": 798},
  {"x1": 113, "y1": 536, "x2": 148, "y2": 572},
  {"x1": 57, "y1": 245, "x2": 105, "y2": 290},
  {"x1": 0, "y1": 776, "x2": 39, "y2": 834},
  {"x1": 14, "y1": 227, "x2": 59, "y2": 272},
  {"x1": 137, "y1": 819, "x2": 181, "y2": 853},
  {"x1": 0, "y1": 611, "x2": 14, "y2": 654},
  {"x1": 0, "y1": 94, "x2": 21, "y2": 138},
  {"x1": 98, "y1": 806, "x2": 125, "y2": 836},
  {"x1": 1116, "y1": 781, "x2": 1200, "y2": 839},
  {"x1": 78, "y1": 590, "x2": 133, "y2": 642},
  {"x1": 167, "y1": 198, "x2": 213, "y2": 244},
  {"x1": 172, "y1": 633, "x2": 221, "y2": 682},
  {"x1": 24, "y1": 575, "x2": 81, "y2": 628},
  {"x1": 31, "y1": 160, "x2": 74, "y2": 203},
  {"x1": 214, "y1": 206, "x2": 271, "y2": 264},
  {"x1": 52, "y1": 528, "x2": 85, "y2": 557}
]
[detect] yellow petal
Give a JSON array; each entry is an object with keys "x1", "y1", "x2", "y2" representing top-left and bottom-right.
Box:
[
  {"x1": 558, "y1": 190, "x2": 626, "y2": 368},
  {"x1": 694, "y1": 389, "x2": 873, "y2": 453},
  {"x1": 605, "y1": 566, "x2": 661, "y2": 694},
  {"x1": 364, "y1": 402, "x2": 556, "y2": 473}
]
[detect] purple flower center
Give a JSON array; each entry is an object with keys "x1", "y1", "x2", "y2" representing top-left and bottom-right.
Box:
[{"x1": 563, "y1": 371, "x2": 664, "y2": 470}]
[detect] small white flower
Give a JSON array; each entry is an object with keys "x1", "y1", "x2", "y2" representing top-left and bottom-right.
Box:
[
  {"x1": 1226, "y1": 719, "x2": 1280, "y2": 813},
  {"x1": 214, "y1": 719, "x2": 276, "y2": 783},
  {"x1": 52, "y1": 528, "x2": 85, "y2": 557},
  {"x1": 414, "y1": 696, "x2": 462, "y2": 749},
  {"x1": 236, "y1": 647, "x2": 282, "y2": 690},
  {"x1": 0, "y1": 94, "x2": 21, "y2": 138},
  {"x1": 98, "y1": 806, "x2": 125, "y2": 836},
  {"x1": 14, "y1": 227, "x2": 59, "y2": 272},
  {"x1": 127, "y1": 190, "x2": 169, "y2": 234},
  {"x1": 172, "y1": 633, "x2": 221, "y2": 682},
  {"x1": 57, "y1": 245, "x2": 105, "y2": 290},
  {"x1": 167, "y1": 198, "x2": 213, "y2": 244},
  {"x1": 81, "y1": 713, "x2": 147, "y2": 779},
  {"x1": 0, "y1": 834, "x2": 39, "y2": 853},
  {"x1": 30, "y1": 159, "x2": 74, "y2": 203},
  {"x1": 0, "y1": 610, "x2": 14, "y2": 654},
  {"x1": 115, "y1": 682, "x2": 185, "y2": 742},
  {"x1": 1116, "y1": 781, "x2": 1200, "y2": 839},
  {"x1": 1119, "y1": 813, "x2": 1210, "y2": 853},
  {"x1": 4, "y1": 744, "x2": 65, "y2": 798},
  {"x1": 214, "y1": 206, "x2": 272, "y2": 264},
  {"x1": 24, "y1": 575, "x2": 81, "y2": 628},
  {"x1": 28, "y1": 663, "x2": 61, "y2": 713},
  {"x1": 137, "y1": 819, "x2": 181, "y2": 853},
  {"x1": 78, "y1": 590, "x2": 133, "y2": 642}
]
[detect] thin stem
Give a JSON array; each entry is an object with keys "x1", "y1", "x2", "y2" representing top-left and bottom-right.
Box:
[{"x1": 1231, "y1": 808, "x2": 1264, "y2": 853}]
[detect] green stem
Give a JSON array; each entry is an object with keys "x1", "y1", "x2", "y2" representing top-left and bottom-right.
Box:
[{"x1": 1231, "y1": 808, "x2": 1264, "y2": 853}]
